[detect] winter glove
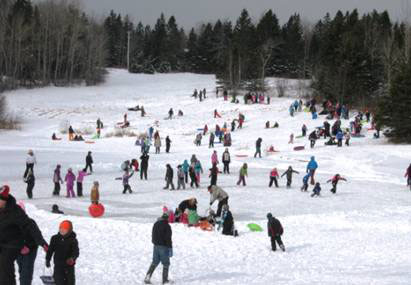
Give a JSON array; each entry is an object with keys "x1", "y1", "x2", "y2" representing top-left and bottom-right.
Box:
[
  {"x1": 43, "y1": 244, "x2": 49, "y2": 252},
  {"x1": 66, "y1": 258, "x2": 75, "y2": 266},
  {"x1": 168, "y1": 248, "x2": 173, "y2": 258},
  {"x1": 46, "y1": 261, "x2": 51, "y2": 268},
  {"x1": 20, "y1": 246, "x2": 30, "y2": 255}
]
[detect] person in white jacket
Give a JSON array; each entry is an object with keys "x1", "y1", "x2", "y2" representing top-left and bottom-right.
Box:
[{"x1": 24, "y1": 149, "x2": 37, "y2": 179}]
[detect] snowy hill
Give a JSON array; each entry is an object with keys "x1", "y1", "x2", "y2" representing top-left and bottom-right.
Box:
[{"x1": 1, "y1": 69, "x2": 411, "y2": 284}]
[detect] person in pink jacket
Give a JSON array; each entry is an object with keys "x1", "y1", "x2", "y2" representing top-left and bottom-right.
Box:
[
  {"x1": 65, "y1": 168, "x2": 76, "y2": 198},
  {"x1": 76, "y1": 168, "x2": 89, "y2": 197},
  {"x1": 211, "y1": 151, "x2": 219, "y2": 165}
]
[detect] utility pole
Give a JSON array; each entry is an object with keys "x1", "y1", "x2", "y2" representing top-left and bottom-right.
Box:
[{"x1": 127, "y1": 31, "x2": 131, "y2": 71}]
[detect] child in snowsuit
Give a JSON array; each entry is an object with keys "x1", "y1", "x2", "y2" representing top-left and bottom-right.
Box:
[
  {"x1": 301, "y1": 173, "x2": 310, "y2": 192},
  {"x1": 46, "y1": 220, "x2": 79, "y2": 285},
  {"x1": 311, "y1": 182, "x2": 321, "y2": 197},
  {"x1": 267, "y1": 213, "x2": 285, "y2": 251},
  {"x1": 194, "y1": 160, "x2": 203, "y2": 183},
  {"x1": 269, "y1": 168, "x2": 279, "y2": 188},
  {"x1": 64, "y1": 169, "x2": 76, "y2": 198},
  {"x1": 209, "y1": 163, "x2": 220, "y2": 186},
  {"x1": 76, "y1": 169, "x2": 89, "y2": 197},
  {"x1": 117, "y1": 170, "x2": 134, "y2": 194},
  {"x1": 327, "y1": 174, "x2": 347, "y2": 194},
  {"x1": 221, "y1": 205, "x2": 236, "y2": 236},
  {"x1": 237, "y1": 163, "x2": 248, "y2": 186},
  {"x1": 90, "y1": 181, "x2": 100, "y2": 204},
  {"x1": 177, "y1": 165, "x2": 185, "y2": 190},
  {"x1": 281, "y1": 166, "x2": 299, "y2": 188}
]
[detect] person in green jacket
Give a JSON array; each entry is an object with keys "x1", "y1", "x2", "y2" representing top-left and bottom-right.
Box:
[{"x1": 237, "y1": 163, "x2": 248, "y2": 186}]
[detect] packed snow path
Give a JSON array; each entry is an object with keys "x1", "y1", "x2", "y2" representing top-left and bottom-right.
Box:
[{"x1": 1, "y1": 69, "x2": 411, "y2": 284}]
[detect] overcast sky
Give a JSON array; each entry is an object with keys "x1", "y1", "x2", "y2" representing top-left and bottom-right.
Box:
[{"x1": 78, "y1": 0, "x2": 409, "y2": 28}]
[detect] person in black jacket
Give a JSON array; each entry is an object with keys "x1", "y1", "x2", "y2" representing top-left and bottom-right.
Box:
[
  {"x1": 267, "y1": 213, "x2": 285, "y2": 252},
  {"x1": 46, "y1": 220, "x2": 79, "y2": 285},
  {"x1": 189, "y1": 166, "x2": 199, "y2": 188},
  {"x1": 163, "y1": 164, "x2": 175, "y2": 190},
  {"x1": 165, "y1": 136, "x2": 171, "y2": 153},
  {"x1": 140, "y1": 153, "x2": 149, "y2": 180},
  {"x1": 16, "y1": 207, "x2": 43, "y2": 285},
  {"x1": 0, "y1": 185, "x2": 48, "y2": 285},
  {"x1": 144, "y1": 213, "x2": 173, "y2": 284},
  {"x1": 24, "y1": 168, "x2": 35, "y2": 199},
  {"x1": 221, "y1": 205, "x2": 236, "y2": 236},
  {"x1": 85, "y1": 151, "x2": 93, "y2": 173},
  {"x1": 281, "y1": 166, "x2": 299, "y2": 188},
  {"x1": 222, "y1": 148, "x2": 231, "y2": 174},
  {"x1": 254, "y1": 138, "x2": 263, "y2": 158}
]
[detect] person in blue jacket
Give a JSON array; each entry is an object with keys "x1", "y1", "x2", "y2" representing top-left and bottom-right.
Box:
[
  {"x1": 306, "y1": 156, "x2": 318, "y2": 185},
  {"x1": 182, "y1": 160, "x2": 190, "y2": 183},
  {"x1": 301, "y1": 173, "x2": 310, "y2": 192},
  {"x1": 336, "y1": 130, "x2": 344, "y2": 147},
  {"x1": 311, "y1": 182, "x2": 321, "y2": 197}
]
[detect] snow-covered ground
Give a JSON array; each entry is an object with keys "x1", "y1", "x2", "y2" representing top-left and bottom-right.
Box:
[{"x1": 1, "y1": 69, "x2": 411, "y2": 285}]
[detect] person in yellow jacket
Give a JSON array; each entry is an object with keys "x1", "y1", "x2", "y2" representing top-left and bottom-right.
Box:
[{"x1": 90, "y1": 181, "x2": 100, "y2": 205}]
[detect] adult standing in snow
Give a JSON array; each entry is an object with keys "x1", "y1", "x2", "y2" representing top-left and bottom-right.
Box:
[
  {"x1": 144, "y1": 213, "x2": 173, "y2": 284},
  {"x1": 165, "y1": 136, "x2": 171, "y2": 153},
  {"x1": 208, "y1": 185, "x2": 229, "y2": 217},
  {"x1": 327, "y1": 174, "x2": 347, "y2": 194},
  {"x1": 267, "y1": 213, "x2": 285, "y2": 252},
  {"x1": 237, "y1": 163, "x2": 248, "y2": 186},
  {"x1": 0, "y1": 185, "x2": 48, "y2": 285},
  {"x1": 168, "y1": 108, "x2": 174, "y2": 120},
  {"x1": 306, "y1": 156, "x2": 318, "y2": 185},
  {"x1": 281, "y1": 166, "x2": 299, "y2": 188},
  {"x1": 222, "y1": 148, "x2": 231, "y2": 174},
  {"x1": 269, "y1": 168, "x2": 280, "y2": 188},
  {"x1": 140, "y1": 153, "x2": 149, "y2": 180},
  {"x1": 24, "y1": 149, "x2": 37, "y2": 179},
  {"x1": 53, "y1": 165, "x2": 63, "y2": 196},
  {"x1": 85, "y1": 151, "x2": 93, "y2": 174},
  {"x1": 163, "y1": 164, "x2": 175, "y2": 190},
  {"x1": 189, "y1": 166, "x2": 199, "y2": 188},
  {"x1": 24, "y1": 168, "x2": 35, "y2": 199},
  {"x1": 64, "y1": 168, "x2": 76, "y2": 198},
  {"x1": 254, "y1": 138, "x2": 263, "y2": 158}
]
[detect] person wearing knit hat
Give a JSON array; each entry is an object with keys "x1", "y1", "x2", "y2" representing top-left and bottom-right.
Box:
[
  {"x1": 46, "y1": 220, "x2": 79, "y2": 285},
  {"x1": 0, "y1": 185, "x2": 48, "y2": 285}
]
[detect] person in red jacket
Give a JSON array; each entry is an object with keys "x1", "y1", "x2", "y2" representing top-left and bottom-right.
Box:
[
  {"x1": 267, "y1": 213, "x2": 285, "y2": 252},
  {"x1": 327, "y1": 174, "x2": 347, "y2": 194},
  {"x1": 269, "y1": 168, "x2": 279, "y2": 188}
]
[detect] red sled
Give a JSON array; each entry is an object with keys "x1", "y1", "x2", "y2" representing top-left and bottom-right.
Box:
[{"x1": 294, "y1": 146, "x2": 305, "y2": 151}]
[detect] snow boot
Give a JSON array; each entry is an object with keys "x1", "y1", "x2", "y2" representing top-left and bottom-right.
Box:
[
  {"x1": 280, "y1": 245, "x2": 286, "y2": 252},
  {"x1": 144, "y1": 264, "x2": 156, "y2": 284},
  {"x1": 162, "y1": 266, "x2": 170, "y2": 284}
]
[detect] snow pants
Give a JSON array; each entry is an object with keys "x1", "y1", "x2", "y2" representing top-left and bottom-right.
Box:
[
  {"x1": 54, "y1": 266, "x2": 75, "y2": 285},
  {"x1": 76, "y1": 182, "x2": 83, "y2": 197},
  {"x1": 53, "y1": 182, "x2": 61, "y2": 195},
  {"x1": 26, "y1": 182, "x2": 34, "y2": 199},
  {"x1": 269, "y1": 177, "x2": 279, "y2": 188},
  {"x1": 223, "y1": 162, "x2": 230, "y2": 174},
  {"x1": 0, "y1": 247, "x2": 20, "y2": 285},
  {"x1": 66, "y1": 184, "x2": 75, "y2": 198},
  {"x1": 270, "y1": 235, "x2": 284, "y2": 251},
  {"x1": 16, "y1": 247, "x2": 37, "y2": 285}
]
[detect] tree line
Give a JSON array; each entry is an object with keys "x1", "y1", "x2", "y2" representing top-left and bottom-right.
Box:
[{"x1": 0, "y1": 0, "x2": 106, "y2": 91}]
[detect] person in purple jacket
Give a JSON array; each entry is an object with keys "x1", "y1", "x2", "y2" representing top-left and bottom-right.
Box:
[
  {"x1": 64, "y1": 168, "x2": 76, "y2": 198},
  {"x1": 53, "y1": 165, "x2": 63, "y2": 196},
  {"x1": 116, "y1": 170, "x2": 134, "y2": 194},
  {"x1": 76, "y1": 168, "x2": 89, "y2": 197}
]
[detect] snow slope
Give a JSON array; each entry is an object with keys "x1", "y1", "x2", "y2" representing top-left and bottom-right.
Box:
[{"x1": 1, "y1": 69, "x2": 411, "y2": 284}]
